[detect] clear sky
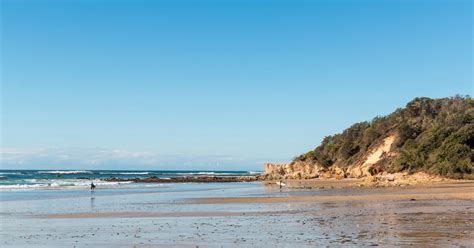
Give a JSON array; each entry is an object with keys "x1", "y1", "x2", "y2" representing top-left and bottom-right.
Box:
[{"x1": 1, "y1": 0, "x2": 472, "y2": 170}]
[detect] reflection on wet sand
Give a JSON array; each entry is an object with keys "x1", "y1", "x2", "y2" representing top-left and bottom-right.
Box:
[{"x1": 1, "y1": 181, "x2": 473, "y2": 247}]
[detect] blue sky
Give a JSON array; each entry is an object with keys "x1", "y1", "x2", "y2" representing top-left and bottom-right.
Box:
[{"x1": 1, "y1": 0, "x2": 472, "y2": 170}]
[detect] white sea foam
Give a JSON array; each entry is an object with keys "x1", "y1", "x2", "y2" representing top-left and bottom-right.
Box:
[
  {"x1": 99, "y1": 172, "x2": 150, "y2": 175},
  {"x1": 0, "y1": 172, "x2": 23, "y2": 175},
  {"x1": 38, "y1": 170, "x2": 93, "y2": 174},
  {"x1": 176, "y1": 172, "x2": 233, "y2": 176},
  {"x1": 0, "y1": 179, "x2": 132, "y2": 190},
  {"x1": 119, "y1": 172, "x2": 150, "y2": 175},
  {"x1": 0, "y1": 184, "x2": 49, "y2": 189}
]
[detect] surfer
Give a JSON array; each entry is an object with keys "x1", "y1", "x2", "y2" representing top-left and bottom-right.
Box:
[
  {"x1": 90, "y1": 182, "x2": 96, "y2": 190},
  {"x1": 278, "y1": 180, "x2": 285, "y2": 192}
]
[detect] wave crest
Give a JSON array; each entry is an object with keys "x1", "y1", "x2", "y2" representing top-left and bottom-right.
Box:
[{"x1": 38, "y1": 170, "x2": 93, "y2": 174}]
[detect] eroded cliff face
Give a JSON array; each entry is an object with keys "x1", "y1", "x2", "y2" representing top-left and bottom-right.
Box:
[
  {"x1": 264, "y1": 161, "x2": 324, "y2": 180},
  {"x1": 346, "y1": 135, "x2": 397, "y2": 178},
  {"x1": 264, "y1": 135, "x2": 397, "y2": 180}
]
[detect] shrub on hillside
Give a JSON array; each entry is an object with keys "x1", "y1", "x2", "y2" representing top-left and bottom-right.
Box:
[{"x1": 294, "y1": 96, "x2": 473, "y2": 178}]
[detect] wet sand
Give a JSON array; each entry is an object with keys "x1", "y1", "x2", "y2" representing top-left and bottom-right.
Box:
[
  {"x1": 1, "y1": 181, "x2": 473, "y2": 247},
  {"x1": 193, "y1": 181, "x2": 474, "y2": 204}
]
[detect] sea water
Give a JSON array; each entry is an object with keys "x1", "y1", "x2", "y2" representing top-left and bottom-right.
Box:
[{"x1": 0, "y1": 169, "x2": 261, "y2": 190}]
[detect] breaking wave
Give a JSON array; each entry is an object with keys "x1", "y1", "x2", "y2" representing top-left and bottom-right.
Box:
[
  {"x1": 38, "y1": 170, "x2": 93, "y2": 174},
  {"x1": 0, "y1": 179, "x2": 132, "y2": 190}
]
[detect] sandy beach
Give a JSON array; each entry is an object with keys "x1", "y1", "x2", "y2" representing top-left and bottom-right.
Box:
[
  {"x1": 3, "y1": 0, "x2": 472, "y2": 247},
  {"x1": 1, "y1": 180, "x2": 473, "y2": 247},
  {"x1": 193, "y1": 180, "x2": 474, "y2": 204}
]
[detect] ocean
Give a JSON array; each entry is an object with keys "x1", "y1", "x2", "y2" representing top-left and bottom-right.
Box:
[{"x1": 0, "y1": 169, "x2": 262, "y2": 190}]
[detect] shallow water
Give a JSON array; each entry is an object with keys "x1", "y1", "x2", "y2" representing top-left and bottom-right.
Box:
[{"x1": 1, "y1": 182, "x2": 473, "y2": 247}]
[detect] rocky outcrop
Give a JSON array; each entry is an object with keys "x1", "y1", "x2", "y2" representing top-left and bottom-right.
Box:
[
  {"x1": 264, "y1": 162, "x2": 320, "y2": 180},
  {"x1": 358, "y1": 172, "x2": 448, "y2": 187},
  {"x1": 263, "y1": 161, "x2": 346, "y2": 180},
  {"x1": 264, "y1": 162, "x2": 312, "y2": 179},
  {"x1": 263, "y1": 135, "x2": 397, "y2": 180},
  {"x1": 106, "y1": 176, "x2": 259, "y2": 183}
]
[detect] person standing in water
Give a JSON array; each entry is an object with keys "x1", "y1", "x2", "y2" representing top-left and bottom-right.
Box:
[{"x1": 90, "y1": 182, "x2": 96, "y2": 190}]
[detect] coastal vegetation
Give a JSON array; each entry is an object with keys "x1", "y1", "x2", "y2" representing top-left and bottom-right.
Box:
[{"x1": 295, "y1": 96, "x2": 473, "y2": 179}]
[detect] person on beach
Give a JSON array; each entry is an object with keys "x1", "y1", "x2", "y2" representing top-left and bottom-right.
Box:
[
  {"x1": 90, "y1": 182, "x2": 96, "y2": 190},
  {"x1": 279, "y1": 180, "x2": 284, "y2": 192}
]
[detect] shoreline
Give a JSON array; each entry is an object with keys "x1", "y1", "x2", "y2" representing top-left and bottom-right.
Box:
[
  {"x1": 103, "y1": 172, "x2": 473, "y2": 188},
  {"x1": 104, "y1": 175, "x2": 259, "y2": 183},
  {"x1": 34, "y1": 180, "x2": 474, "y2": 219}
]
